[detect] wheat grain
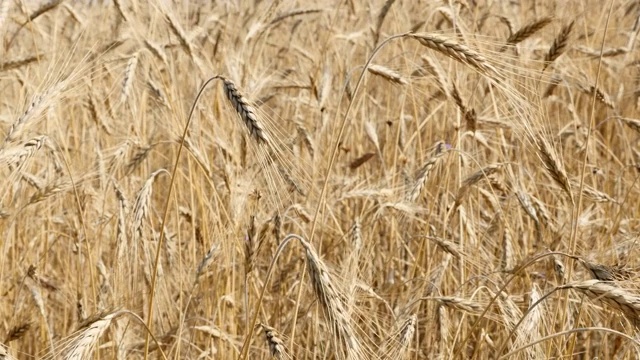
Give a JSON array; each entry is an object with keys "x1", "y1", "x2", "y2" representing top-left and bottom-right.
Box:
[
  {"x1": 577, "y1": 258, "x2": 633, "y2": 282},
  {"x1": 4, "y1": 82, "x2": 65, "y2": 146},
  {"x1": 144, "y1": 39, "x2": 168, "y2": 65},
  {"x1": 436, "y1": 296, "x2": 484, "y2": 314},
  {"x1": 515, "y1": 189, "x2": 539, "y2": 223},
  {"x1": 0, "y1": 0, "x2": 10, "y2": 31},
  {"x1": 571, "y1": 180, "x2": 617, "y2": 203},
  {"x1": 374, "y1": 0, "x2": 396, "y2": 44},
  {"x1": 618, "y1": 117, "x2": 640, "y2": 134},
  {"x1": 427, "y1": 236, "x2": 463, "y2": 259},
  {"x1": 195, "y1": 244, "x2": 218, "y2": 283},
  {"x1": 578, "y1": 84, "x2": 615, "y2": 109},
  {"x1": 0, "y1": 135, "x2": 47, "y2": 170},
  {"x1": 23, "y1": 0, "x2": 63, "y2": 24}
]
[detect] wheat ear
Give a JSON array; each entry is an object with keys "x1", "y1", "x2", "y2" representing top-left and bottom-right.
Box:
[
  {"x1": 60, "y1": 310, "x2": 122, "y2": 360},
  {"x1": 544, "y1": 20, "x2": 574, "y2": 70},
  {"x1": 367, "y1": 64, "x2": 408, "y2": 85},
  {"x1": 260, "y1": 324, "x2": 289, "y2": 360},
  {"x1": 4, "y1": 322, "x2": 30, "y2": 343},
  {"x1": 454, "y1": 163, "x2": 502, "y2": 209},
  {"x1": 120, "y1": 52, "x2": 139, "y2": 104},
  {"x1": 534, "y1": 135, "x2": 573, "y2": 201},
  {"x1": 0, "y1": 56, "x2": 39, "y2": 72},
  {"x1": 505, "y1": 17, "x2": 553, "y2": 47},
  {"x1": 0, "y1": 344, "x2": 17, "y2": 360},
  {"x1": 299, "y1": 238, "x2": 362, "y2": 358},
  {"x1": 561, "y1": 280, "x2": 640, "y2": 324},
  {"x1": 410, "y1": 33, "x2": 500, "y2": 78},
  {"x1": 131, "y1": 169, "x2": 168, "y2": 244},
  {"x1": 218, "y1": 77, "x2": 270, "y2": 144},
  {"x1": 408, "y1": 142, "x2": 447, "y2": 202}
]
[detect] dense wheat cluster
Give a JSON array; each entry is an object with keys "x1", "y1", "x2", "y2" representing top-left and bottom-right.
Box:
[{"x1": 1, "y1": 0, "x2": 640, "y2": 359}]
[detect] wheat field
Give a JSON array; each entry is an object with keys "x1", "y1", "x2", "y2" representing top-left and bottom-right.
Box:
[{"x1": 1, "y1": 0, "x2": 640, "y2": 359}]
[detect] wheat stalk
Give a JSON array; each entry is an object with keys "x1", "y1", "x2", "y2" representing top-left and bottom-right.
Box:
[{"x1": 437, "y1": 304, "x2": 449, "y2": 360}]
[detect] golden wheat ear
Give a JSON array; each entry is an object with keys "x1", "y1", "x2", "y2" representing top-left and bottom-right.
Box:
[{"x1": 218, "y1": 76, "x2": 270, "y2": 144}]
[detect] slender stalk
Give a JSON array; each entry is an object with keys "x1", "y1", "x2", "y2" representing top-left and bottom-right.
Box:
[{"x1": 142, "y1": 76, "x2": 221, "y2": 359}]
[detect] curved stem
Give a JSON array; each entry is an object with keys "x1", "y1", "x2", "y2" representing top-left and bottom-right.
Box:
[
  {"x1": 452, "y1": 251, "x2": 579, "y2": 358},
  {"x1": 495, "y1": 286, "x2": 563, "y2": 356},
  {"x1": 119, "y1": 309, "x2": 169, "y2": 360},
  {"x1": 142, "y1": 75, "x2": 221, "y2": 359},
  {"x1": 287, "y1": 31, "x2": 411, "y2": 351},
  {"x1": 499, "y1": 327, "x2": 640, "y2": 359},
  {"x1": 307, "y1": 31, "x2": 411, "y2": 242},
  {"x1": 238, "y1": 233, "x2": 307, "y2": 360}
]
